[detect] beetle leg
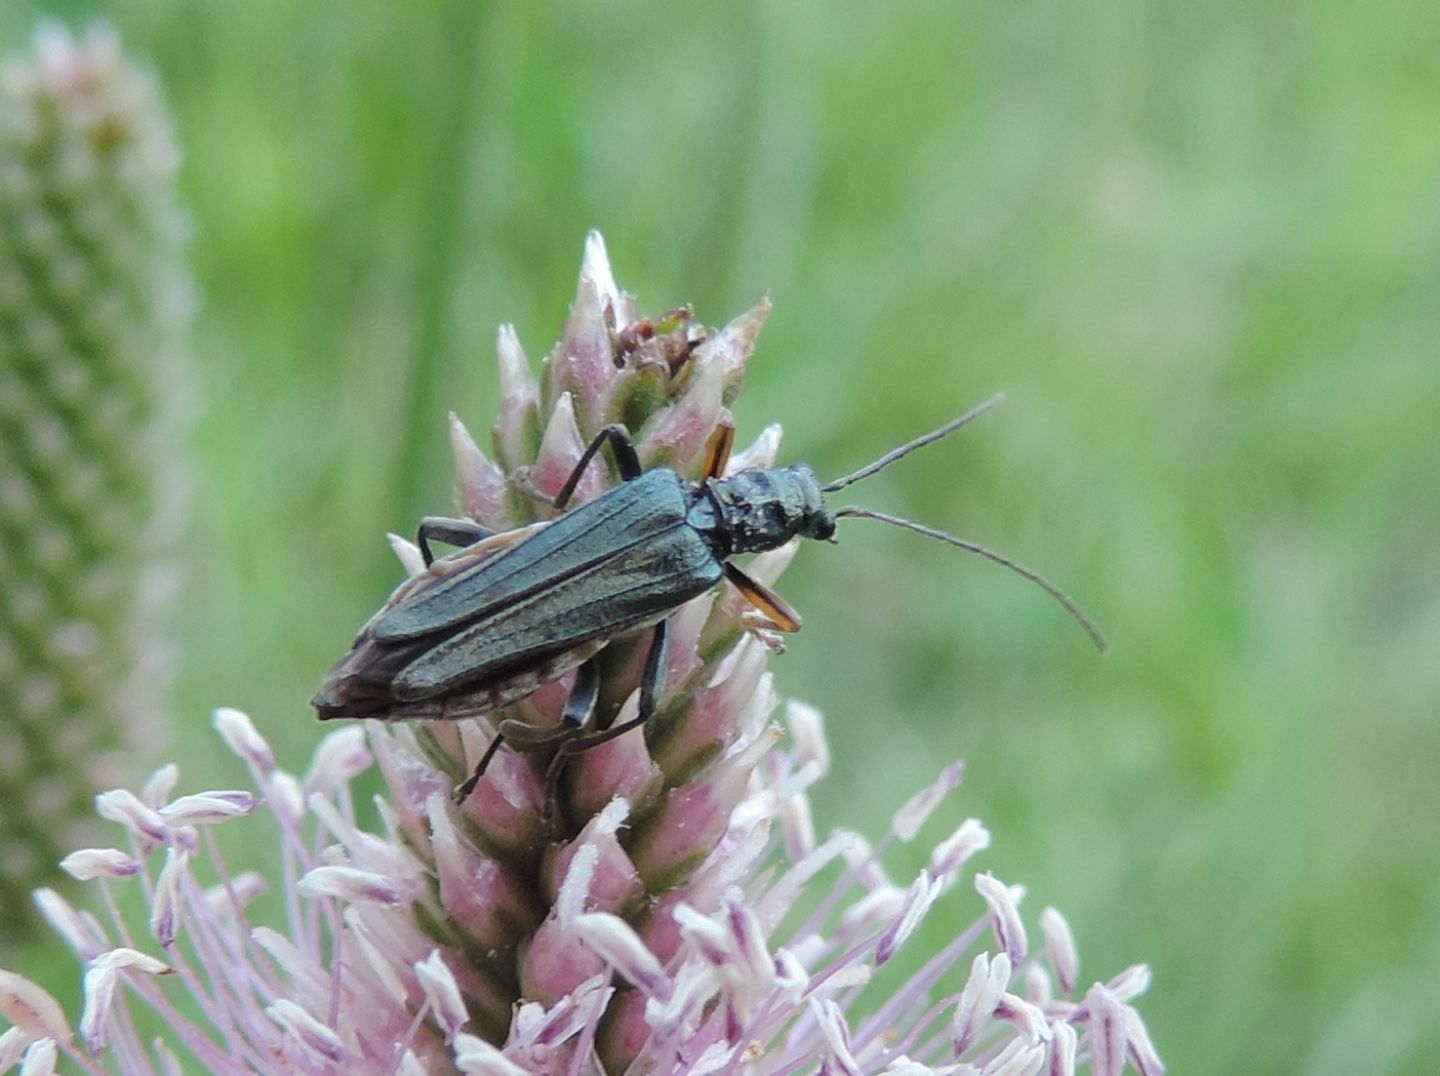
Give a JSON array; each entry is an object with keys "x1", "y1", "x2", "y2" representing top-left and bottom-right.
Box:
[
  {"x1": 723, "y1": 562, "x2": 804, "y2": 633},
  {"x1": 553, "y1": 424, "x2": 642, "y2": 510},
  {"x1": 451, "y1": 661, "x2": 599, "y2": 805},
  {"x1": 701, "y1": 420, "x2": 735, "y2": 480},
  {"x1": 416, "y1": 516, "x2": 496, "y2": 568},
  {"x1": 554, "y1": 619, "x2": 669, "y2": 760}
]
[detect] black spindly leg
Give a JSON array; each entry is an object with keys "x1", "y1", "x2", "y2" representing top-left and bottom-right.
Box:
[{"x1": 417, "y1": 516, "x2": 495, "y2": 568}]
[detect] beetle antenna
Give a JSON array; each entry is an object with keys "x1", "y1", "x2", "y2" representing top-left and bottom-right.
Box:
[
  {"x1": 820, "y1": 393, "x2": 1005, "y2": 494},
  {"x1": 833, "y1": 506, "x2": 1109, "y2": 652}
]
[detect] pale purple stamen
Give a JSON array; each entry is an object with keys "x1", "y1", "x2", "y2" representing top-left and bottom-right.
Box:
[
  {"x1": 975, "y1": 873, "x2": 1029, "y2": 965},
  {"x1": 1038, "y1": 909, "x2": 1079, "y2": 996},
  {"x1": 58, "y1": 849, "x2": 140, "y2": 881},
  {"x1": 892, "y1": 762, "x2": 965, "y2": 841},
  {"x1": 212, "y1": 707, "x2": 275, "y2": 772}
]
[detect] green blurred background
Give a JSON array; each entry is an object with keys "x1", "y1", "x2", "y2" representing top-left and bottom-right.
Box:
[{"x1": 4, "y1": 2, "x2": 1438, "y2": 1072}]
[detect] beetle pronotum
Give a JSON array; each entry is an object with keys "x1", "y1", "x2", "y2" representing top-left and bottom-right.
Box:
[{"x1": 312, "y1": 394, "x2": 1104, "y2": 803}]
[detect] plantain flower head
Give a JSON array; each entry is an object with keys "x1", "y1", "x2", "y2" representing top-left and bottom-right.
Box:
[{"x1": 0, "y1": 234, "x2": 1162, "y2": 1075}]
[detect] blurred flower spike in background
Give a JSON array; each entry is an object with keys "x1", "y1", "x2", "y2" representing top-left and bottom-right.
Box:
[
  {"x1": 0, "y1": 235, "x2": 1162, "y2": 1074},
  {"x1": 0, "y1": 25, "x2": 192, "y2": 929}
]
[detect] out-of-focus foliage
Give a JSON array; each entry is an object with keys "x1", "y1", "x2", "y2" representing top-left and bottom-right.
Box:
[
  {"x1": 0, "y1": 3, "x2": 1435, "y2": 1072},
  {"x1": 0, "y1": 26, "x2": 189, "y2": 931}
]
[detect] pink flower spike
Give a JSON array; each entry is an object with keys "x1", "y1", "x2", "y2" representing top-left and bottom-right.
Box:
[
  {"x1": 58, "y1": 847, "x2": 139, "y2": 881},
  {"x1": 0, "y1": 970, "x2": 70, "y2": 1044},
  {"x1": 450, "y1": 412, "x2": 509, "y2": 526},
  {"x1": 1039, "y1": 908, "x2": 1079, "y2": 995},
  {"x1": 546, "y1": 798, "x2": 640, "y2": 910},
  {"x1": 695, "y1": 292, "x2": 772, "y2": 394},
  {"x1": 555, "y1": 266, "x2": 620, "y2": 426},
  {"x1": 530, "y1": 393, "x2": 597, "y2": 504},
  {"x1": 975, "y1": 873, "x2": 1029, "y2": 965},
  {"x1": 566, "y1": 697, "x2": 664, "y2": 819},
  {"x1": 494, "y1": 323, "x2": 540, "y2": 471}
]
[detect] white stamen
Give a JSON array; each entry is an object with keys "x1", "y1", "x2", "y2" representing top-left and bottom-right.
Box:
[
  {"x1": 212, "y1": 707, "x2": 274, "y2": 770},
  {"x1": 1124, "y1": 1005, "x2": 1166, "y2": 1076},
  {"x1": 1105, "y1": 963, "x2": 1153, "y2": 1003},
  {"x1": 1039, "y1": 907, "x2": 1079, "y2": 994},
  {"x1": 574, "y1": 913, "x2": 671, "y2": 999},
  {"x1": 94, "y1": 789, "x2": 168, "y2": 845},
  {"x1": 1085, "y1": 984, "x2": 1128, "y2": 1076},
  {"x1": 0, "y1": 971, "x2": 70, "y2": 1043},
  {"x1": 453, "y1": 1032, "x2": 531, "y2": 1076},
  {"x1": 59, "y1": 847, "x2": 140, "y2": 881},
  {"x1": 205, "y1": 870, "x2": 267, "y2": 919},
  {"x1": 265, "y1": 999, "x2": 345, "y2": 1063},
  {"x1": 296, "y1": 865, "x2": 401, "y2": 905},
  {"x1": 786, "y1": 699, "x2": 830, "y2": 776},
  {"x1": 415, "y1": 950, "x2": 469, "y2": 1040},
  {"x1": 149, "y1": 849, "x2": 188, "y2": 946},
  {"x1": 0, "y1": 1029, "x2": 33, "y2": 1074},
  {"x1": 892, "y1": 762, "x2": 964, "y2": 841},
  {"x1": 303, "y1": 726, "x2": 371, "y2": 795},
  {"x1": 984, "y1": 1037, "x2": 1047, "y2": 1076},
  {"x1": 160, "y1": 790, "x2": 257, "y2": 825},
  {"x1": 1049, "y1": 1019, "x2": 1078, "y2": 1076},
  {"x1": 953, "y1": 952, "x2": 1011, "y2": 1054},
  {"x1": 930, "y1": 818, "x2": 991, "y2": 879},
  {"x1": 31, "y1": 889, "x2": 105, "y2": 959},
  {"x1": 139, "y1": 763, "x2": 179, "y2": 809},
  {"x1": 876, "y1": 870, "x2": 944, "y2": 965},
  {"x1": 995, "y1": 992, "x2": 1051, "y2": 1044},
  {"x1": 17, "y1": 1036, "x2": 57, "y2": 1076},
  {"x1": 811, "y1": 998, "x2": 863, "y2": 1076},
  {"x1": 975, "y1": 873, "x2": 1029, "y2": 964}
]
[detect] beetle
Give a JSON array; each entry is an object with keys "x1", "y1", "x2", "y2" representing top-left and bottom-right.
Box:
[{"x1": 311, "y1": 394, "x2": 1105, "y2": 802}]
